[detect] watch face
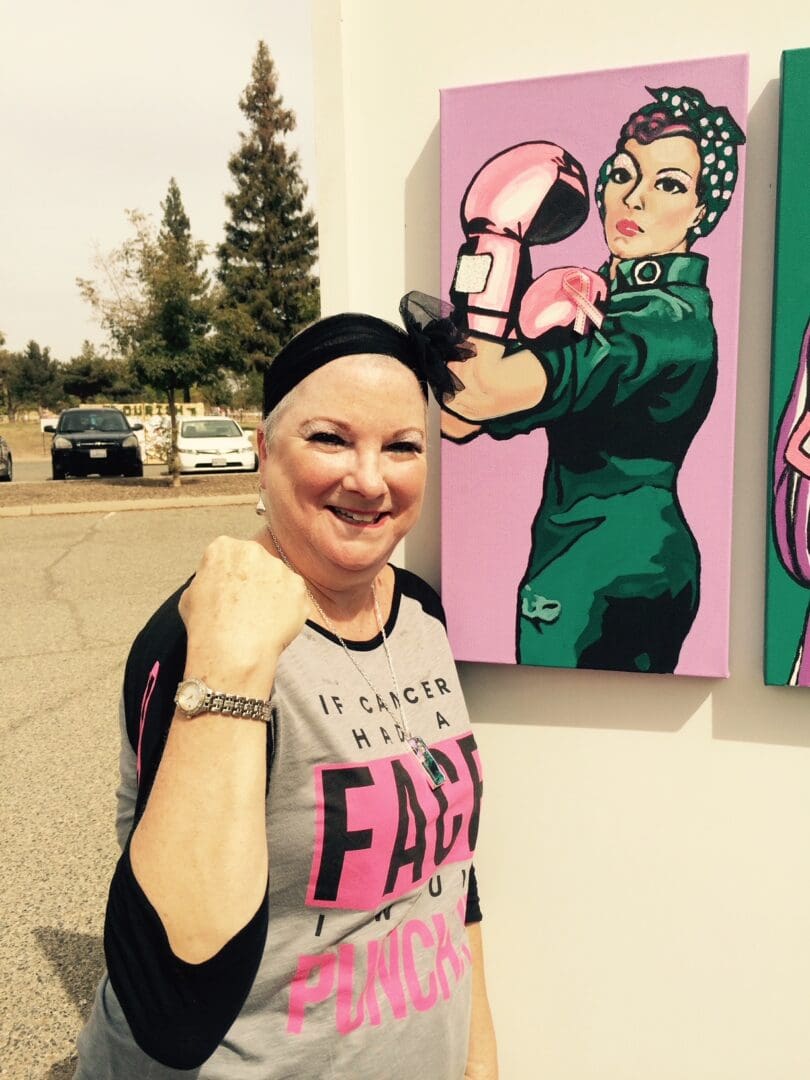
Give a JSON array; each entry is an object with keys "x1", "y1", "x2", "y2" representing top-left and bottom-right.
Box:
[{"x1": 176, "y1": 679, "x2": 207, "y2": 714}]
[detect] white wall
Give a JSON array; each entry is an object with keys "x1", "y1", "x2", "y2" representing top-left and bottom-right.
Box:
[{"x1": 312, "y1": 3, "x2": 810, "y2": 1077}]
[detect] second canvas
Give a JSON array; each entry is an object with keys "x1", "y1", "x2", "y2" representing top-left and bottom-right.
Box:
[{"x1": 439, "y1": 55, "x2": 748, "y2": 677}]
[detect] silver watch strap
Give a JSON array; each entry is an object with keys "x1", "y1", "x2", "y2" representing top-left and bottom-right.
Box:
[{"x1": 203, "y1": 690, "x2": 271, "y2": 723}]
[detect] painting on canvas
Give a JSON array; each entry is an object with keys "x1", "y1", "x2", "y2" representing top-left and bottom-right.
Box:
[
  {"x1": 766, "y1": 48, "x2": 810, "y2": 688},
  {"x1": 439, "y1": 55, "x2": 748, "y2": 677}
]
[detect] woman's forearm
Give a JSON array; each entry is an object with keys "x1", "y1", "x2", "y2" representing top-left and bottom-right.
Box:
[
  {"x1": 130, "y1": 535, "x2": 309, "y2": 964},
  {"x1": 465, "y1": 921, "x2": 499, "y2": 1079},
  {"x1": 130, "y1": 703, "x2": 272, "y2": 964}
]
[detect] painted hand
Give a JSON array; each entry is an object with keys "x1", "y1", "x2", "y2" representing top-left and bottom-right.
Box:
[{"x1": 440, "y1": 335, "x2": 547, "y2": 423}]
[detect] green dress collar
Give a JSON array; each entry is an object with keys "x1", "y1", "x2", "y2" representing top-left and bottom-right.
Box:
[{"x1": 603, "y1": 252, "x2": 709, "y2": 293}]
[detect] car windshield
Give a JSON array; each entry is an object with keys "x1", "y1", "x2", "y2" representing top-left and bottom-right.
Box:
[
  {"x1": 59, "y1": 411, "x2": 129, "y2": 434},
  {"x1": 181, "y1": 420, "x2": 242, "y2": 439}
]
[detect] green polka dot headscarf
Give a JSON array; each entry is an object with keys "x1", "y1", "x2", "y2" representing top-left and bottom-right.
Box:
[{"x1": 594, "y1": 85, "x2": 746, "y2": 241}]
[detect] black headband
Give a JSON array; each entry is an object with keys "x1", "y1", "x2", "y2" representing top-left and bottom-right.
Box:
[{"x1": 262, "y1": 292, "x2": 472, "y2": 417}]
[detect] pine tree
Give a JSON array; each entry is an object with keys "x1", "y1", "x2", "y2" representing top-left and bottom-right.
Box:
[
  {"x1": 12, "y1": 341, "x2": 63, "y2": 411},
  {"x1": 217, "y1": 41, "x2": 319, "y2": 402}
]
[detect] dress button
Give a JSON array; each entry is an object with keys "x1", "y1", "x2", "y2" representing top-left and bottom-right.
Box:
[{"x1": 633, "y1": 259, "x2": 662, "y2": 286}]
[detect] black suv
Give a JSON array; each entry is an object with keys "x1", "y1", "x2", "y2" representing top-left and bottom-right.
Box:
[
  {"x1": 0, "y1": 432, "x2": 12, "y2": 481},
  {"x1": 45, "y1": 408, "x2": 144, "y2": 480}
]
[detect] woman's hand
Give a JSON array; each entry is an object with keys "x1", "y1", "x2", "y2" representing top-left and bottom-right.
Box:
[{"x1": 180, "y1": 536, "x2": 311, "y2": 699}]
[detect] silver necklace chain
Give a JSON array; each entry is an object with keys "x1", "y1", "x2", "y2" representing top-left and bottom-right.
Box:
[{"x1": 264, "y1": 521, "x2": 445, "y2": 786}]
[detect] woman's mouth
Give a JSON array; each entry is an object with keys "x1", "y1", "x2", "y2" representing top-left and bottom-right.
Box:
[
  {"x1": 616, "y1": 219, "x2": 643, "y2": 238},
  {"x1": 329, "y1": 506, "x2": 388, "y2": 526}
]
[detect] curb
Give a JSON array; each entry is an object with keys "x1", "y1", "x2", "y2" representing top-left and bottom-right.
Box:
[{"x1": 0, "y1": 494, "x2": 256, "y2": 519}]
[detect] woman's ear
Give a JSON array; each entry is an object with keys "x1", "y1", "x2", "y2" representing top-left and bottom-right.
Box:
[
  {"x1": 255, "y1": 427, "x2": 269, "y2": 515},
  {"x1": 257, "y1": 426, "x2": 269, "y2": 463},
  {"x1": 691, "y1": 203, "x2": 707, "y2": 229}
]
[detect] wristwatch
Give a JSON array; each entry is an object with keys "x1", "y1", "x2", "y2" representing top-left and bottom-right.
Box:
[{"x1": 174, "y1": 677, "x2": 272, "y2": 723}]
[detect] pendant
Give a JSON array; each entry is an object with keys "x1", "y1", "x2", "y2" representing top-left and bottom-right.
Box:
[{"x1": 408, "y1": 736, "x2": 446, "y2": 787}]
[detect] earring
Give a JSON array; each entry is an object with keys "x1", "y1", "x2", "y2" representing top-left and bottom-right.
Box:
[{"x1": 255, "y1": 489, "x2": 266, "y2": 515}]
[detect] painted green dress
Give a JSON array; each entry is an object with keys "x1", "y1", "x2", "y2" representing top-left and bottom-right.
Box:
[{"x1": 482, "y1": 253, "x2": 716, "y2": 673}]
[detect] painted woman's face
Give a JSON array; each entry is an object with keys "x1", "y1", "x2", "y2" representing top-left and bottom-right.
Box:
[{"x1": 602, "y1": 135, "x2": 706, "y2": 261}]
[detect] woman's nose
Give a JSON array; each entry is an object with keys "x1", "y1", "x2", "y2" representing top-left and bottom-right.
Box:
[
  {"x1": 623, "y1": 180, "x2": 645, "y2": 209},
  {"x1": 343, "y1": 452, "x2": 387, "y2": 498}
]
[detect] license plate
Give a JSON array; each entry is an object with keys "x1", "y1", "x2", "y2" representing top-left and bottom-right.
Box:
[
  {"x1": 89, "y1": 449, "x2": 107, "y2": 459},
  {"x1": 211, "y1": 455, "x2": 227, "y2": 467}
]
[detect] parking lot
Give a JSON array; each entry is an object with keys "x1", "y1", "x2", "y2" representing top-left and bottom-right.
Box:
[
  {"x1": 0, "y1": 503, "x2": 258, "y2": 1078},
  {"x1": 9, "y1": 461, "x2": 169, "y2": 484}
]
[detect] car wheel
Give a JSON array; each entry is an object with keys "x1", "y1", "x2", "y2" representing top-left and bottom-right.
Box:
[
  {"x1": 52, "y1": 465, "x2": 66, "y2": 481},
  {"x1": 0, "y1": 455, "x2": 11, "y2": 482},
  {"x1": 127, "y1": 463, "x2": 144, "y2": 478},
  {"x1": 251, "y1": 453, "x2": 259, "y2": 472}
]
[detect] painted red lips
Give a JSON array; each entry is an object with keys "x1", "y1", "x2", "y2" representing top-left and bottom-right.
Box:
[{"x1": 616, "y1": 218, "x2": 643, "y2": 238}]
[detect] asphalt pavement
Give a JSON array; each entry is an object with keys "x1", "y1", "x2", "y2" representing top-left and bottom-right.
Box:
[{"x1": 0, "y1": 503, "x2": 259, "y2": 1078}]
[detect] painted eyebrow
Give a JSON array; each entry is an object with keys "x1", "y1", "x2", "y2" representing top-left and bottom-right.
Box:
[{"x1": 657, "y1": 167, "x2": 693, "y2": 178}]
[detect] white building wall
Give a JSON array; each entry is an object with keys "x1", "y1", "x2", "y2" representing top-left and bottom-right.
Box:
[{"x1": 312, "y1": 3, "x2": 810, "y2": 1076}]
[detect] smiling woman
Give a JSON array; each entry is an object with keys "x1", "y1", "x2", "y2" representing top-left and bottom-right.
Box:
[
  {"x1": 74, "y1": 297, "x2": 499, "y2": 1079},
  {"x1": 259, "y1": 353, "x2": 427, "y2": 585}
]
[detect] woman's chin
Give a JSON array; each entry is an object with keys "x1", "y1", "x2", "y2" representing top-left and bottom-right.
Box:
[
  {"x1": 312, "y1": 534, "x2": 396, "y2": 579},
  {"x1": 609, "y1": 236, "x2": 648, "y2": 261}
]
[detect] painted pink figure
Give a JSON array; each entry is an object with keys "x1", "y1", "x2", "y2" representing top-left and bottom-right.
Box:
[{"x1": 773, "y1": 319, "x2": 810, "y2": 685}]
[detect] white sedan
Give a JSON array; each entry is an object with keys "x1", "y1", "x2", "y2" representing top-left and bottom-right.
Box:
[{"x1": 176, "y1": 417, "x2": 258, "y2": 473}]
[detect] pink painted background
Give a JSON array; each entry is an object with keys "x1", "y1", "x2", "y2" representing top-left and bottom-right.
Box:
[{"x1": 439, "y1": 55, "x2": 748, "y2": 677}]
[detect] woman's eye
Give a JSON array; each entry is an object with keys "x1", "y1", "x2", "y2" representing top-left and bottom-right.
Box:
[
  {"x1": 308, "y1": 431, "x2": 346, "y2": 447},
  {"x1": 656, "y1": 176, "x2": 688, "y2": 195},
  {"x1": 611, "y1": 166, "x2": 633, "y2": 185},
  {"x1": 388, "y1": 441, "x2": 423, "y2": 454}
]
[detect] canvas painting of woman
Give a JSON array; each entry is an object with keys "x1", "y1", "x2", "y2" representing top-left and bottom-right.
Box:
[
  {"x1": 439, "y1": 56, "x2": 748, "y2": 677},
  {"x1": 767, "y1": 47, "x2": 810, "y2": 689}
]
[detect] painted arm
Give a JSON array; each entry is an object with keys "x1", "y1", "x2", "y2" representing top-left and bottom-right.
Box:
[
  {"x1": 465, "y1": 922, "x2": 499, "y2": 1080},
  {"x1": 442, "y1": 266, "x2": 607, "y2": 436},
  {"x1": 442, "y1": 336, "x2": 548, "y2": 430},
  {"x1": 443, "y1": 266, "x2": 608, "y2": 431}
]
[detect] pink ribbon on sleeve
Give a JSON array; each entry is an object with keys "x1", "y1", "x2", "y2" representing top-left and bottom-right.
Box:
[{"x1": 561, "y1": 269, "x2": 605, "y2": 336}]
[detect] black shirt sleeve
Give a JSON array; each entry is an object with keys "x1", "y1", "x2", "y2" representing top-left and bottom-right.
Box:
[
  {"x1": 465, "y1": 863, "x2": 482, "y2": 924},
  {"x1": 105, "y1": 840, "x2": 269, "y2": 1069}
]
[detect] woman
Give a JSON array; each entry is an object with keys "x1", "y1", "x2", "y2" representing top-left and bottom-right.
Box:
[
  {"x1": 75, "y1": 299, "x2": 497, "y2": 1078},
  {"x1": 773, "y1": 317, "x2": 810, "y2": 686},
  {"x1": 442, "y1": 86, "x2": 745, "y2": 674}
]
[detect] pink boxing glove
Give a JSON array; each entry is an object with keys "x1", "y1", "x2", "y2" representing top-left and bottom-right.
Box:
[
  {"x1": 518, "y1": 266, "x2": 607, "y2": 341},
  {"x1": 450, "y1": 142, "x2": 588, "y2": 339}
]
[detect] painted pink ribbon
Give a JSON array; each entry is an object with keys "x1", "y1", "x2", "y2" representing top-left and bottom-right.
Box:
[{"x1": 561, "y1": 269, "x2": 604, "y2": 335}]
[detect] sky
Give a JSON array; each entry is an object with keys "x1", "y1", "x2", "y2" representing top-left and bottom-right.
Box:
[{"x1": 1, "y1": 0, "x2": 317, "y2": 361}]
